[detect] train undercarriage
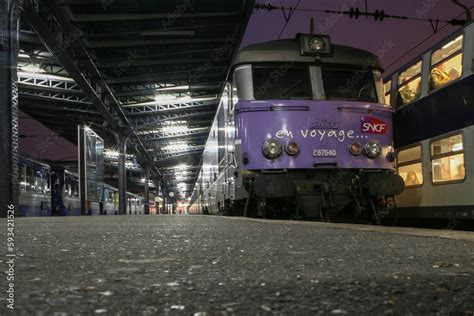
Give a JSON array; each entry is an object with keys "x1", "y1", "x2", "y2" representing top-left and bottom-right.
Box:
[{"x1": 222, "y1": 169, "x2": 404, "y2": 224}]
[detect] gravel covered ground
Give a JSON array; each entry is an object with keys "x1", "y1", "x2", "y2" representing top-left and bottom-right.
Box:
[{"x1": 1, "y1": 215, "x2": 473, "y2": 315}]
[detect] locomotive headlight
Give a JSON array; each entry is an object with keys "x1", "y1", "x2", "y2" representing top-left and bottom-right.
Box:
[
  {"x1": 309, "y1": 36, "x2": 326, "y2": 52},
  {"x1": 349, "y1": 142, "x2": 362, "y2": 156},
  {"x1": 364, "y1": 140, "x2": 382, "y2": 158},
  {"x1": 386, "y1": 146, "x2": 396, "y2": 162},
  {"x1": 285, "y1": 141, "x2": 300, "y2": 156},
  {"x1": 262, "y1": 139, "x2": 282, "y2": 159}
]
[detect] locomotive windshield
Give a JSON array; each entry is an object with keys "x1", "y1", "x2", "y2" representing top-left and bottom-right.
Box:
[
  {"x1": 250, "y1": 64, "x2": 380, "y2": 102},
  {"x1": 322, "y1": 67, "x2": 378, "y2": 102},
  {"x1": 252, "y1": 65, "x2": 313, "y2": 100}
]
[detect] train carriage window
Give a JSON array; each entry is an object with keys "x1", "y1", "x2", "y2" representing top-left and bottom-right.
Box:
[
  {"x1": 397, "y1": 145, "x2": 423, "y2": 188},
  {"x1": 35, "y1": 170, "x2": 44, "y2": 194},
  {"x1": 430, "y1": 35, "x2": 463, "y2": 90},
  {"x1": 383, "y1": 80, "x2": 391, "y2": 106},
  {"x1": 431, "y1": 134, "x2": 465, "y2": 183},
  {"x1": 26, "y1": 166, "x2": 35, "y2": 192},
  {"x1": 66, "y1": 182, "x2": 72, "y2": 197},
  {"x1": 252, "y1": 65, "x2": 312, "y2": 100},
  {"x1": 18, "y1": 164, "x2": 26, "y2": 192},
  {"x1": 72, "y1": 179, "x2": 80, "y2": 198},
  {"x1": 322, "y1": 67, "x2": 377, "y2": 103},
  {"x1": 44, "y1": 171, "x2": 51, "y2": 194},
  {"x1": 397, "y1": 61, "x2": 422, "y2": 107}
]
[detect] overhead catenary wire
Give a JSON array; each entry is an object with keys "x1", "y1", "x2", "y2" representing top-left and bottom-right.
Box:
[
  {"x1": 255, "y1": 3, "x2": 471, "y2": 26},
  {"x1": 277, "y1": 0, "x2": 302, "y2": 39}
]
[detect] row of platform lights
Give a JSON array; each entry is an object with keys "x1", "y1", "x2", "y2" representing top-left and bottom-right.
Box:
[
  {"x1": 18, "y1": 56, "x2": 194, "y2": 199},
  {"x1": 17, "y1": 51, "x2": 218, "y2": 201},
  {"x1": 152, "y1": 87, "x2": 203, "y2": 199}
]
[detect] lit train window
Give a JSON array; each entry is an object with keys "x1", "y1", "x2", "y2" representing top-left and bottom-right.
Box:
[
  {"x1": 26, "y1": 166, "x2": 35, "y2": 192},
  {"x1": 67, "y1": 182, "x2": 72, "y2": 197},
  {"x1": 397, "y1": 61, "x2": 422, "y2": 107},
  {"x1": 35, "y1": 170, "x2": 44, "y2": 194},
  {"x1": 322, "y1": 67, "x2": 377, "y2": 103},
  {"x1": 18, "y1": 164, "x2": 26, "y2": 191},
  {"x1": 73, "y1": 180, "x2": 80, "y2": 198},
  {"x1": 431, "y1": 134, "x2": 465, "y2": 183},
  {"x1": 44, "y1": 171, "x2": 50, "y2": 194},
  {"x1": 384, "y1": 80, "x2": 391, "y2": 106},
  {"x1": 252, "y1": 65, "x2": 312, "y2": 100},
  {"x1": 397, "y1": 145, "x2": 423, "y2": 188},
  {"x1": 430, "y1": 35, "x2": 463, "y2": 90}
]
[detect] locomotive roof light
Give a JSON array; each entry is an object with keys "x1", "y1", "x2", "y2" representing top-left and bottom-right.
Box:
[
  {"x1": 285, "y1": 141, "x2": 300, "y2": 156},
  {"x1": 298, "y1": 33, "x2": 332, "y2": 56},
  {"x1": 309, "y1": 36, "x2": 326, "y2": 52},
  {"x1": 349, "y1": 142, "x2": 362, "y2": 156},
  {"x1": 262, "y1": 139, "x2": 283, "y2": 160},
  {"x1": 364, "y1": 140, "x2": 382, "y2": 159}
]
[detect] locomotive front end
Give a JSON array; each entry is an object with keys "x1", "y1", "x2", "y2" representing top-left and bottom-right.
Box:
[{"x1": 232, "y1": 34, "x2": 404, "y2": 220}]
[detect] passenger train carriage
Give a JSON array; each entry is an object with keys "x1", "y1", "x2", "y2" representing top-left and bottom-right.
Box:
[
  {"x1": 18, "y1": 157, "x2": 145, "y2": 216},
  {"x1": 189, "y1": 34, "x2": 404, "y2": 221},
  {"x1": 385, "y1": 22, "x2": 474, "y2": 220},
  {"x1": 17, "y1": 157, "x2": 51, "y2": 216}
]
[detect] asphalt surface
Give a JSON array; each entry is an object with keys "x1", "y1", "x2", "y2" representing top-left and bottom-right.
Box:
[{"x1": 1, "y1": 215, "x2": 474, "y2": 315}]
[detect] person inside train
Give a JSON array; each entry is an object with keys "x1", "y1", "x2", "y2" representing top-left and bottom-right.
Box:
[
  {"x1": 405, "y1": 171, "x2": 420, "y2": 186},
  {"x1": 453, "y1": 164, "x2": 465, "y2": 180},
  {"x1": 398, "y1": 76, "x2": 421, "y2": 105},
  {"x1": 430, "y1": 65, "x2": 451, "y2": 89}
]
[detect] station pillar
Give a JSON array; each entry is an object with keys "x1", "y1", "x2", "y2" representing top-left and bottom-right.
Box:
[
  {"x1": 0, "y1": 0, "x2": 21, "y2": 217},
  {"x1": 143, "y1": 164, "x2": 151, "y2": 215},
  {"x1": 118, "y1": 132, "x2": 129, "y2": 215},
  {"x1": 154, "y1": 177, "x2": 161, "y2": 213}
]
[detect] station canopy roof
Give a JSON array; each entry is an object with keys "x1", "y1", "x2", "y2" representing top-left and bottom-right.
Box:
[{"x1": 18, "y1": 0, "x2": 254, "y2": 198}]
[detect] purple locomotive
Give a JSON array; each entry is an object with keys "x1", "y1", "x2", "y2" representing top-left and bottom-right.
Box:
[{"x1": 189, "y1": 34, "x2": 404, "y2": 221}]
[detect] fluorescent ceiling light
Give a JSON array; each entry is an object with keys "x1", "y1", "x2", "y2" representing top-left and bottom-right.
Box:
[
  {"x1": 162, "y1": 142, "x2": 190, "y2": 151},
  {"x1": 19, "y1": 65, "x2": 45, "y2": 73},
  {"x1": 154, "y1": 94, "x2": 178, "y2": 102},
  {"x1": 160, "y1": 125, "x2": 190, "y2": 133},
  {"x1": 156, "y1": 85, "x2": 190, "y2": 91},
  {"x1": 18, "y1": 71, "x2": 75, "y2": 82},
  {"x1": 153, "y1": 94, "x2": 192, "y2": 104},
  {"x1": 174, "y1": 164, "x2": 191, "y2": 170}
]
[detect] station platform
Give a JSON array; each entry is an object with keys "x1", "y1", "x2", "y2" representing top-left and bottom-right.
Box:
[{"x1": 3, "y1": 215, "x2": 474, "y2": 315}]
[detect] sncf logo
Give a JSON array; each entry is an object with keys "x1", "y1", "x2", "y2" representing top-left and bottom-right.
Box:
[{"x1": 361, "y1": 116, "x2": 388, "y2": 135}]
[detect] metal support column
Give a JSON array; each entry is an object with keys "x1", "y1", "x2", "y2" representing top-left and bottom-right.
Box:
[
  {"x1": 0, "y1": 0, "x2": 20, "y2": 217},
  {"x1": 118, "y1": 132, "x2": 130, "y2": 215},
  {"x1": 143, "y1": 164, "x2": 151, "y2": 215},
  {"x1": 154, "y1": 177, "x2": 161, "y2": 214}
]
